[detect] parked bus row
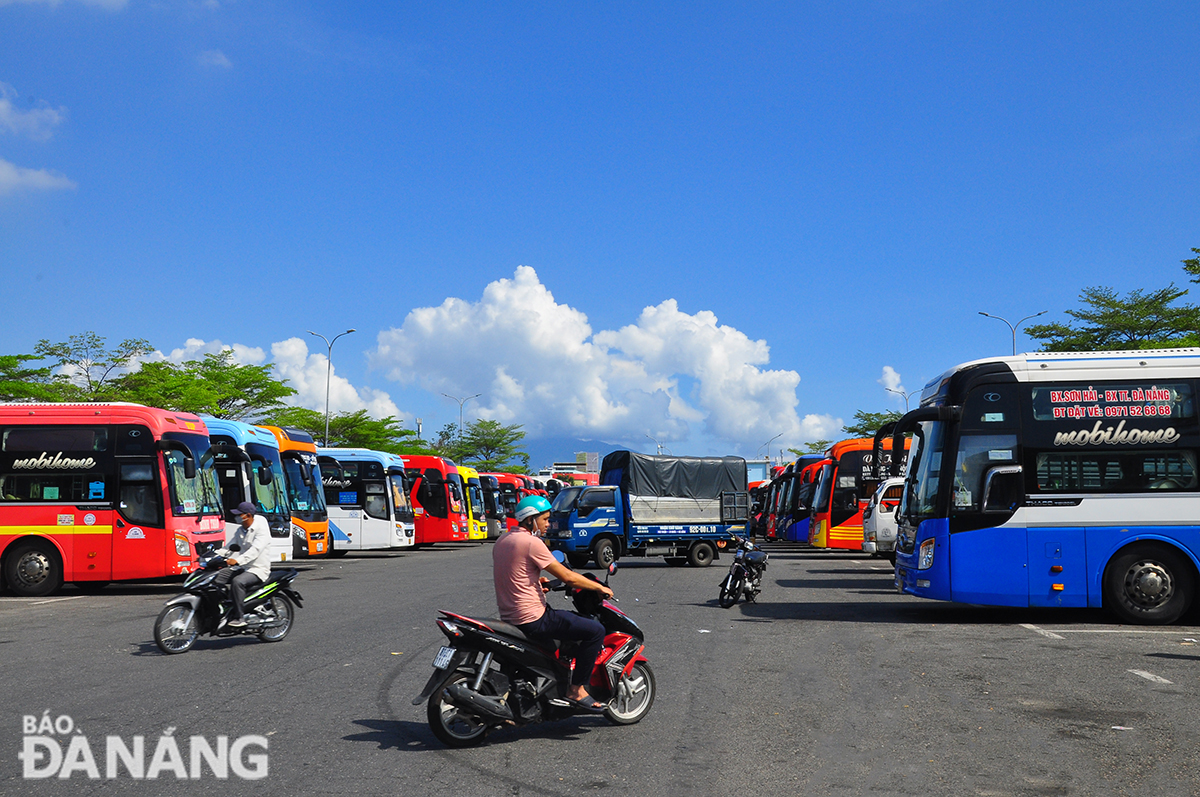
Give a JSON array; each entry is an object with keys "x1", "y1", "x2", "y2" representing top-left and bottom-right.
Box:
[{"x1": 0, "y1": 402, "x2": 549, "y2": 597}]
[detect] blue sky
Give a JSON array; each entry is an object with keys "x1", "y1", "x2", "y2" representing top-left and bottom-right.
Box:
[{"x1": 2, "y1": 1, "x2": 1198, "y2": 467}]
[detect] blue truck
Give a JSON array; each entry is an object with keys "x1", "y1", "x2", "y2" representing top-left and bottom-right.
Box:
[{"x1": 546, "y1": 451, "x2": 751, "y2": 568}]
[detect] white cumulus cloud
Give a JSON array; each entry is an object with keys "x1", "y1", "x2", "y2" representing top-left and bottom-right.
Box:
[
  {"x1": 270, "y1": 338, "x2": 400, "y2": 420},
  {"x1": 879, "y1": 365, "x2": 914, "y2": 407},
  {"x1": 0, "y1": 82, "x2": 66, "y2": 141},
  {"x1": 371, "y1": 266, "x2": 837, "y2": 453},
  {"x1": 0, "y1": 156, "x2": 75, "y2": 196},
  {"x1": 197, "y1": 49, "x2": 232, "y2": 69}
]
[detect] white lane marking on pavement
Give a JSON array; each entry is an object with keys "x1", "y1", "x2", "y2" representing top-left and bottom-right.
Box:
[
  {"x1": 32, "y1": 596, "x2": 86, "y2": 605},
  {"x1": 868, "y1": 566, "x2": 892, "y2": 571},
  {"x1": 1053, "y1": 629, "x2": 1193, "y2": 635},
  {"x1": 1020, "y1": 623, "x2": 1065, "y2": 640},
  {"x1": 1127, "y1": 669, "x2": 1172, "y2": 684}
]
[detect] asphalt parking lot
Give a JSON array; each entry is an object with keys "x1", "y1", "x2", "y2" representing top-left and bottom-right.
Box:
[{"x1": 2, "y1": 541, "x2": 1198, "y2": 796}]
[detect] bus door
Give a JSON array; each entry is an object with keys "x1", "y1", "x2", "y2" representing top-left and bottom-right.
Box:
[
  {"x1": 387, "y1": 467, "x2": 416, "y2": 546},
  {"x1": 110, "y1": 424, "x2": 168, "y2": 580}
]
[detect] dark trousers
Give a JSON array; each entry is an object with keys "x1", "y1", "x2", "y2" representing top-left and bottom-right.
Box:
[
  {"x1": 213, "y1": 569, "x2": 262, "y2": 620},
  {"x1": 519, "y1": 606, "x2": 606, "y2": 686}
]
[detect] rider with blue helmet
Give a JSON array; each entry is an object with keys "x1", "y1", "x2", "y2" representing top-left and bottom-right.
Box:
[{"x1": 493, "y1": 494, "x2": 614, "y2": 711}]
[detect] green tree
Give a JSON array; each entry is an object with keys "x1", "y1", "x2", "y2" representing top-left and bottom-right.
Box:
[
  {"x1": 841, "y1": 410, "x2": 902, "y2": 438},
  {"x1": 788, "y1": 440, "x2": 831, "y2": 457},
  {"x1": 259, "y1": 407, "x2": 434, "y2": 455},
  {"x1": 0, "y1": 354, "x2": 63, "y2": 401},
  {"x1": 1024, "y1": 284, "x2": 1200, "y2": 352},
  {"x1": 34, "y1": 332, "x2": 152, "y2": 400},
  {"x1": 1181, "y1": 247, "x2": 1200, "y2": 282},
  {"x1": 456, "y1": 419, "x2": 530, "y2": 472},
  {"x1": 105, "y1": 350, "x2": 296, "y2": 419}
]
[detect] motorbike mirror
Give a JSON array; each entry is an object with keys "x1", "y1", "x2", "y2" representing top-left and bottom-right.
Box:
[
  {"x1": 608, "y1": 562, "x2": 618, "y2": 576},
  {"x1": 228, "y1": 544, "x2": 241, "y2": 553},
  {"x1": 551, "y1": 550, "x2": 567, "y2": 565}
]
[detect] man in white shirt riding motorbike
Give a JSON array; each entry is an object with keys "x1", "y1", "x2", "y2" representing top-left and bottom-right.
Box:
[{"x1": 214, "y1": 501, "x2": 273, "y2": 628}]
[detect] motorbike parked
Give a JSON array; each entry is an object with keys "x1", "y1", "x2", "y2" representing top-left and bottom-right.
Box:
[
  {"x1": 153, "y1": 547, "x2": 303, "y2": 654},
  {"x1": 717, "y1": 535, "x2": 768, "y2": 608},
  {"x1": 413, "y1": 557, "x2": 655, "y2": 747}
]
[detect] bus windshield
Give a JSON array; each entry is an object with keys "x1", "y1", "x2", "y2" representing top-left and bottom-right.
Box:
[
  {"x1": 901, "y1": 420, "x2": 947, "y2": 524},
  {"x1": 282, "y1": 457, "x2": 327, "y2": 517},
  {"x1": 163, "y1": 432, "x2": 221, "y2": 516},
  {"x1": 247, "y1": 442, "x2": 289, "y2": 518}
]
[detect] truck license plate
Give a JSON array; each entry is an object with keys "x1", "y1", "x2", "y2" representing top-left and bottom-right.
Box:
[{"x1": 433, "y1": 646, "x2": 455, "y2": 669}]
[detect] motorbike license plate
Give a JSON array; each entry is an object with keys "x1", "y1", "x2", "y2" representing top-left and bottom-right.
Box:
[{"x1": 433, "y1": 646, "x2": 455, "y2": 670}]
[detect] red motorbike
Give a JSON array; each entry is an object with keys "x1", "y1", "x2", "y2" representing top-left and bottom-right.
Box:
[{"x1": 413, "y1": 559, "x2": 655, "y2": 747}]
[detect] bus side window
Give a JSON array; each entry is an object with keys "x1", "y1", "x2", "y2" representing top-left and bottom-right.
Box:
[
  {"x1": 364, "y1": 483, "x2": 388, "y2": 520},
  {"x1": 119, "y1": 460, "x2": 162, "y2": 526}
]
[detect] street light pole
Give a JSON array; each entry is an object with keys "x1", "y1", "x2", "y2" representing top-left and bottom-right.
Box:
[
  {"x1": 885, "y1": 387, "x2": 917, "y2": 412},
  {"x1": 307, "y1": 328, "x2": 356, "y2": 447},
  {"x1": 645, "y1": 433, "x2": 664, "y2": 455},
  {"x1": 442, "y1": 393, "x2": 481, "y2": 437},
  {"x1": 758, "y1": 432, "x2": 782, "y2": 464},
  {"x1": 978, "y1": 310, "x2": 1048, "y2": 356}
]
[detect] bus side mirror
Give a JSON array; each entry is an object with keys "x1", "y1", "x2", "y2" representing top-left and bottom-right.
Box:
[
  {"x1": 982, "y1": 465, "x2": 1023, "y2": 513},
  {"x1": 259, "y1": 468, "x2": 274, "y2": 486}
]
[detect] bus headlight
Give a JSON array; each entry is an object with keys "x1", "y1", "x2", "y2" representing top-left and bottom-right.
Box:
[
  {"x1": 918, "y1": 538, "x2": 936, "y2": 570},
  {"x1": 174, "y1": 534, "x2": 190, "y2": 557}
]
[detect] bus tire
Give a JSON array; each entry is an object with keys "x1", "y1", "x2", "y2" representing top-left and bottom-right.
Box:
[
  {"x1": 592, "y1": 538, "x2": 617, "y2": 569},
  {"x1": 1104, "y1": 543, "x2": 1195, "y2": 625},
  {"x1": 687, "y1": 541, "x2": 715, "y2": 568},
  {"x1": 4, "y1": 539, "x2": 63, "y2": 597}
]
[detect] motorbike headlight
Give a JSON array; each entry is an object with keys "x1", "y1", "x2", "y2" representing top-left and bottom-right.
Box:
[{"x1": 918, "y1": 538, "x2": 936, "y2": 570}]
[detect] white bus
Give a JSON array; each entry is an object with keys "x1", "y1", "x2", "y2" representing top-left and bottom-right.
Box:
[{"x1": 316, "y1": 448, "x2": 415, "y2": 554}]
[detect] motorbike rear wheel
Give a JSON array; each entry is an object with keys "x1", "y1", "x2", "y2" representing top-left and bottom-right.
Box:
[
  {"x1": 428, "y1": 672, "x2": 493, "y2": 748},
  {"x1": 604, "y1": 661, "x2": 656, "y2": 725},
  {"x1": 256, "y1": 595, "x2": 295, "y2": 642},
  {"x1": 154, "y1": 604, "x2": 199, "y2": 654},
  {"x1": 718, "y1": 572, "x2": 744, "y2": 608}
]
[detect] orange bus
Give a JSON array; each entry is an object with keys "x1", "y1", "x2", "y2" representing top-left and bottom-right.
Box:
[
  {"x1": 0, "y1": 403, "x2": 225, "y2": 596},
  {"x1": 402, "y1": 455, "x2": 469, "y2": 544},
  {"x1": 808, "y1": 437, "x2": 910, "y2": 550},
  {"x1": 259, "y1": 426, "x2": 330, "y2": 557}
]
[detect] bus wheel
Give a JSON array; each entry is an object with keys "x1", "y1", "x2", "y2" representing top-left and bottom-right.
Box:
[
  {"x1": 4, "y1": 539, "x2": 63, "y2": 597},
  {"x1": 1104, "y1": 544, "x2": 1195, "y2": 625},
  {"x1": 592, "y1": 538, "x2": 616, "y2": 569},
  {"x1": 687, "y1": 541, "x2": 715, "y2": 568}
]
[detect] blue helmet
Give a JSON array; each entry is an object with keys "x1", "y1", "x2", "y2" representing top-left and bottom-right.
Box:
[{"x1": 514, "y1": 495, "x2": 552, "y2": 523}]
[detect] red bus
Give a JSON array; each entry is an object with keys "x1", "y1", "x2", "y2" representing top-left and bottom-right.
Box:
[
  {"x1": 402, "y1": 455, "x2": 469, "y2": 544},
  {"x1": 0, "y1": 403, "x2": 225, "y2": 596},
  {"x1": 482, "y1": 472, "x2": 524, "y2": 531}
]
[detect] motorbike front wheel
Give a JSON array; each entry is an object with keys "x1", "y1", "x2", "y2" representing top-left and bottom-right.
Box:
[
  {"x1": 718, "y1": 571, "x2": 744, "y2": 608},
  {"x1": 154, "y1": 604, "x2": 199, "y2": 654},
  {"x1": 605, "y1": 661, "x2": 656, "y2": 725},
  {"x1": 427, "y1": 672, "x2": 493, "y2": 748},
  {"x1": 256, "y1": 595, "x2": 295, "y2": 643}
]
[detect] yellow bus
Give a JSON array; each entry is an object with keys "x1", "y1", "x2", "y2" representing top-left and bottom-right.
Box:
[{"x1": 456, "y1": 465, "x2": 488, "y2": 541}]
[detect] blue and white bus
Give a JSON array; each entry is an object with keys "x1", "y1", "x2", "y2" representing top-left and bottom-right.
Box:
[
  {"x1": 203, "y1": 418, "x2": 294, "y2": 563},
  {"x1": 892, "y1": 349, "x2": 1200, "y2": 624},
  {"x1": 316, "y1": 448, "x2": 415, "y2": 554}
]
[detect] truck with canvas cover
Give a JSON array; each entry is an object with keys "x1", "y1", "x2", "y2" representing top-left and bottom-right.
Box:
[{"x1": 546, "y1": 451, "x2": 750, "y2": 568}]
